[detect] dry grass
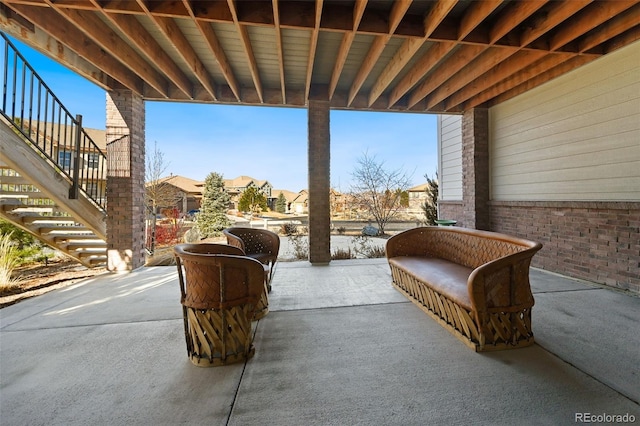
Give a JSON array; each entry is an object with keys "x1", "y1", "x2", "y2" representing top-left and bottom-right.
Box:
[{"x1": 0, "y1": 233, "x2": 21, "y2": 292}]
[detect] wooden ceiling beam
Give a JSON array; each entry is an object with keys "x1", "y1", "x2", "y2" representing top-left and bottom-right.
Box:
[
  {"x1": 328, "y1": 0, "x2": 367, "y2": 100},
  {"x1": 228, "y1": 0, "x2": 263, "y2": 103},
  {"x1": 347, "y1": 0, "x2": 412, "y2": 106},
  {"x1": 520, "y1": 0, "x2": 592, "y2": 48},
  {"x1": 136, "y1": 0, "x2": 217, "y2": 101},
  {"x1": 489, "y1": 1, "x2": 548, "y2": 43},
  {"x1": 5, "y1": 3, "x2": 144, "y2": 94},
  {"x1": 423, "y1": 0, "x2": 457, "y2": 37},
  {"x1": 97, "y1": 8, "x2": 194, "y2": 99},
  {"x1": 425, "y1": 46, "x2": 517, "y2": 110},
  {"x1": 443, "y1": 50, "x2": 547, "y2": 111},
  {"x1": 370, "y1": 0, "x2": 455, "y2": 107},
  {"x1": 458, "y1": 0, "x2": 503, "y2": 40},
  {"x1": 407, "y1": 43, "x2": 486, "y2": 108},
  {"x1": 578, "y1": 3, "x2": 640, "y2": 53},
  {"x1": 183, "y1": 0, "x2": 240, "y2": 101},
  {"x1": 462, "y1": 53, "x2": 584, "y2": 110},
  {"x1": 272, "y1": 0, "x2": 286, "y2": 104},
  {"x1": 304, "y1": 0, "x2": 323, "y2": 101},
  {"x1": 0, "y1": 5, "x2": 112, "y2": 90},
  {"x1": 45, "y1": 3, "x2": 170, "y2": 98},
  {"x1": 549, "y1": 0, "x2": 638, "y2": 51},
  {"x1": 387, "y1": 41, "x2": 455, "y2": 108}
]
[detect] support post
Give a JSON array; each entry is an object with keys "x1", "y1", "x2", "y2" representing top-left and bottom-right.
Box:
[
  {"x1": 461, "y1": 108, "x2": 490, "y2": 230},
  {"x1": 69, "y1": 114, "x2": 82, "y2": 199},
  {"x1": 308, "y1": 97, "x2": 331, "y2": 264},
  {"x1": 105, "y1": 90, "x2": 146, "y2": 271}
]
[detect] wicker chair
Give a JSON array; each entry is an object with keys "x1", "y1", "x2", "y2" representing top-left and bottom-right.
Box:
[
  {"x1": 223, "y1": 227, "x2": 280, "y2": 292},
  {"x1": 177, "y1": 243, "x2": 269, "y2": 320},
  {"x1": 174, "y1": 244, "x2": 265, "y2": 367}
]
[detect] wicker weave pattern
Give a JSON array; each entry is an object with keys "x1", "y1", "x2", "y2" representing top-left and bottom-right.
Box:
[
  {"x1": 386, "y1": 227, "x2": 541, "y2": 352},
  {"x1": 223, "y1": 227, "x2": 280, "y2": 290},
  {"x1": 176, "y1": 243, "x2": 269, "y2": 320},
  {"x1": 174, "y1": 244, "x2": 264, "y2": 366},
  {"x1": 386, "y1": 227, "x2": 528, "y2": 269}
]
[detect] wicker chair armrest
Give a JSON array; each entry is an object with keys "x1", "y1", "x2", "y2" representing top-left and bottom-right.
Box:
[
  {"x1": 223, "y1": 229, "x2": 246, "y2": 253},
  {"x1": 468, "y1": 244, "x2": 541, "y2": 315}
]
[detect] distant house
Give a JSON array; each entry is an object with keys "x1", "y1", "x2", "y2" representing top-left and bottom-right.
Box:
[
  {"x1": 407, "y1": 182, "x2": 432, "y2": 214},
  {"x1": 145, "y1": 175, "x2": 203, "y2": 214},
  {"x1": 223, "y1": 175, "x2": 273, "y2": 211},
  {"x1": 271, "y1": 189, "x2": 299, "y2": 213},
  {"x1": 290, "y1": 190, "x2": 308, "y2": 214}
]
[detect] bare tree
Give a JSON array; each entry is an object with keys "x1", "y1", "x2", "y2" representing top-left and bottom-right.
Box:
[
  {"x1": 145, "y1": 141, "x2": 182, "y2": 215},
  {"x1": 350, "y1": 152, "x2": 413, "y2": 235}
]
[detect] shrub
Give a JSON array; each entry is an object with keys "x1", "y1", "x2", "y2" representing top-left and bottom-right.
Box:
[
  {"x1": 350, "y1": 235, "x2": 386, "y2": 258},
  {"x1": 331, "y1": 247, "x2": 354, "y2": 260},
  {"x1": 155, "y1": 224, "x2": 179, "y2": 246},
  {"x1": 280, "y1": 222, "x2": 298, "y2": 236},
  {"x1": 336, "y1": 226, "x2": 346, "y2": 235},
  {"x1": 287, "y1": 234, "x2": 308, "y2": 260}
]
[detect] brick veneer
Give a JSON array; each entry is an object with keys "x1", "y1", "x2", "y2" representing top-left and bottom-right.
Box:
[
  {"x1": 491, "y1": 201, "x2": 640, "y2": 293},
  {"x1": 307, "y1": 98, "x2": 331, "y2": 264},
  {"x1": 439, "y1": 107, "x2": 639, "y2": 294},
  {"x1": 106, "y1": 90, "x2": 146, "y2": 271},
  {"x1": 438, "y1": 201, "x2": 464, "y2": 226},
  {"x1": 461, "y1": 108, "x2": 490, "y2": 230}
]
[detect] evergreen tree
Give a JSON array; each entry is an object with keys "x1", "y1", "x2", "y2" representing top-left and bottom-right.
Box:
[
  {"x1": 196, "y1": 172, "x2": 231, "y2": 237},
  {"x1": 275, "y1": 192, "x2": 287, "y2": 213},
  {"x1": 422, "y1": 172, "x2": 439, "y2": 225},
  {"x1": 238, "y1": 186, "x2": 268, "y2": 214}
]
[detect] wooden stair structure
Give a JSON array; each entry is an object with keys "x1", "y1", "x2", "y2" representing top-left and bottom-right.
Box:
[
  {"x1": 1, "y1": 33, "x2": 109, "y2": 268},
  {"x1": 1, "y1": 122, "x2": 107, "y2": 267}
]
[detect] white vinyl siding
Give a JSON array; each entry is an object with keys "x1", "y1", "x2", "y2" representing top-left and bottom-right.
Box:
[
  {"x1": 489, "y1": 40, "x2": 640, "y2": 202},
  {"x1": 438, "y1": 114, "x2": 463, "y2": 201}
]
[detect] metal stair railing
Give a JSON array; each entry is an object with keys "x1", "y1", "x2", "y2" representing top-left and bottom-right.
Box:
[{"x1": 1, "y1": 32, "x2": 107, "y2": 212}]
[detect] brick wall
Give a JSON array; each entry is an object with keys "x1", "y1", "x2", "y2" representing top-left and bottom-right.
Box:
[
  {"x1": 307, "y1": 98, "x2": 331, "y2": 264},
  {"x1": 438, "y1": 201, "x2": 464, "y2": 226},
  {"x1": 106, "y1": 90, "x2": 146, "y2": 271},
  {"x1": 491, "y1": 201, "x2": 640, "y2": 293},
  {"x1": 461, "y1": 108, "x2": 490, "y2": 230}
]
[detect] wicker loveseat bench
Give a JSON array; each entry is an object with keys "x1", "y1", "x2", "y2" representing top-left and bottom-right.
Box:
[{"x1": 386, "y1": 227, "x2": 542, "y2": 352}]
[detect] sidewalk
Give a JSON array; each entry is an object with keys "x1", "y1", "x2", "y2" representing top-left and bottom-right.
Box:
[{"x1": 1, "y1": 259, "x2": 638, "y2": 425}]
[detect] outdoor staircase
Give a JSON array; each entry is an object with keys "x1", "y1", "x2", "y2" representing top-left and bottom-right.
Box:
[
  {"x1": 0, "y1": 164, "x2": 107, "y2": 268},
  {"x1": 0, "y1": 32, "x2": 108, "y2": 268}
]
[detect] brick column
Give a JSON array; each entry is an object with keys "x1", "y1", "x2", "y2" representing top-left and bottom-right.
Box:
[
  {"x1": 106, "y1": 90, "x2": 146, "y2": 271},
  {"x1": 461, "y1": 108, "x2": 490, "y2": 230},
  {"x1": 308, "y1": 98, "x2": 331, "y2": 264}
]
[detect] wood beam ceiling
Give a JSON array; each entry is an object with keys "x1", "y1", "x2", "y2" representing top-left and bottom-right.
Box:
[{"x1": 0, "y1": 0, "x2": 637, "y2": 114}]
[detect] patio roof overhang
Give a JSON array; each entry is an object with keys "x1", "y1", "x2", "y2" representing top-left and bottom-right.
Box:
[{"x1": 1, "y1": 0, "x2": 638, "y2": 113}]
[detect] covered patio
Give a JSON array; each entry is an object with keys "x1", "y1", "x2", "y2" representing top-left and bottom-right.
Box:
[{"x1": 1, "y1": 261, "x2": 638, "y2": 424}]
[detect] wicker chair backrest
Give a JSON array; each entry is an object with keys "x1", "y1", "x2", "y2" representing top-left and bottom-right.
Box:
[
  {"x1": 223, "y1": 228, "x2": 280, "y2": 257},
  {"x1": 177, "y1": 243, "x2": 244, "y2": 256},
  {"x1": 386, "y1": 227, "x2": 536, "y2": 269},
  {"x1": 174, "y1": 245, "x2": 264, "y2": 310}
]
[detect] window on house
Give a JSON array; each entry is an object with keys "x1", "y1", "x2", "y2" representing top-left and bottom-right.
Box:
[
  {"x1": 58, "y1": 151, "x2": 72, "y2": 169},
  {"x1": 85, "y1": 182, "x2": 98, "y2": 198},
  {"x1": 87, "y1": 153, "x2": 100, "y2": 169}
]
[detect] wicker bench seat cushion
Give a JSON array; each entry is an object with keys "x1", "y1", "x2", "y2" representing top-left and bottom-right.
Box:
[{"x1": 388, "y1": 256, "x2": 473, "y2": 310}]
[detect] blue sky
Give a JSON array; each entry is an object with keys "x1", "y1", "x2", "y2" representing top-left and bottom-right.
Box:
[{"x1": 9, "y1": 37, "x2": 438, "y2": 193}]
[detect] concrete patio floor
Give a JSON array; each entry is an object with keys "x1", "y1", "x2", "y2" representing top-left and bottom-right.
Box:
[{"x1": 1, "y1": 258, "x2": 638, "y2": 425}]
